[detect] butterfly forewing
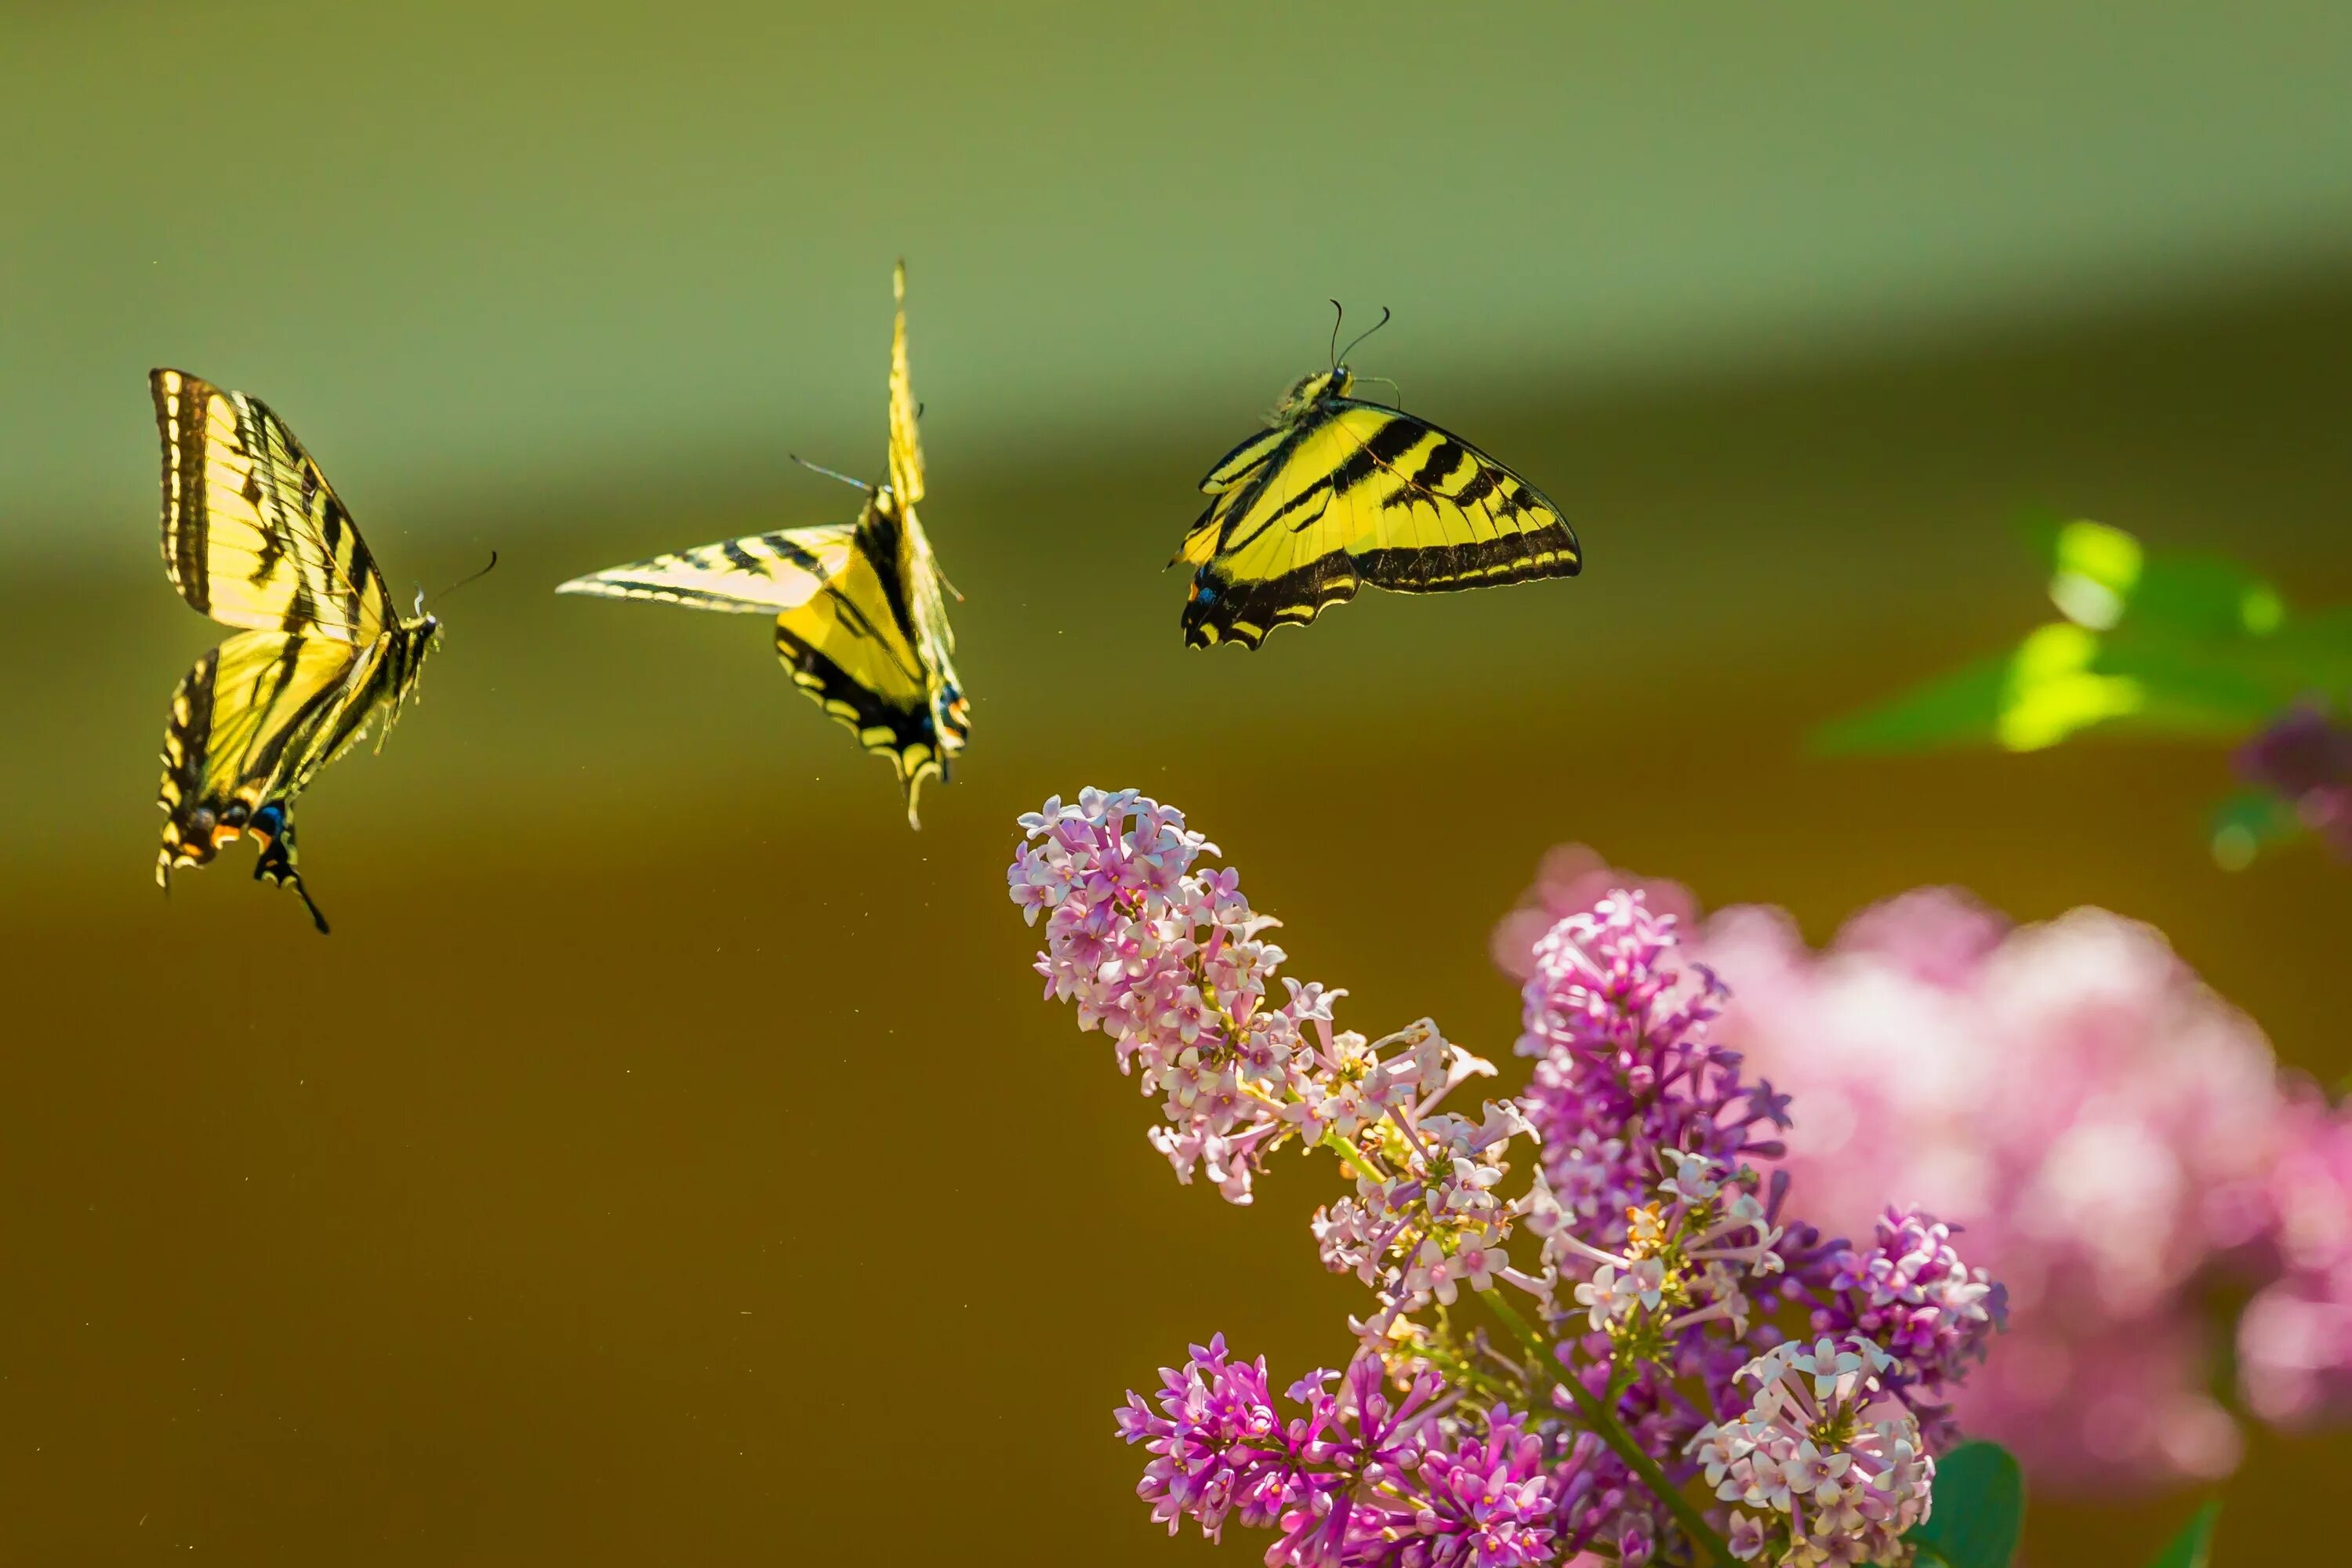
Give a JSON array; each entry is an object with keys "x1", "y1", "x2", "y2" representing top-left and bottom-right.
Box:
[
  {"x1": 555, "y1": 526, "x2": 858, "y2": 614},
  {"x1": 151, "y1": 369, "x2": 391, "y2": 644},
  {"x1": 887, "y1": 260, "x2": 924, "y2": 510}
]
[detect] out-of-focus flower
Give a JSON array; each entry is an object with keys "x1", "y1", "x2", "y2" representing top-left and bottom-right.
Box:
[
  {"x1": 2234, "y1": 703, "x2": 2352, "y2": 856},
  {"x1": 1497, "y1": 846, "x2": 2348, "y2": 1492},
  {"x1": 1491, "y1": 844, "x2": 1697, "y2": 983},
  {"x1": 2239, "y1": 1091, "x2": 2352, "y2": 1426},
  {"x1": 1689, "y1": 888, "x2": 2283, "y2": 1488}
]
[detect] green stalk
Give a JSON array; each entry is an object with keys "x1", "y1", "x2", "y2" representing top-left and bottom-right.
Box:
[
  {"x1": 1317, "y1": 1128, "x2": 1384, "y2": 1185},
  {"x1": 1479, "y1": 1290, "x2": 1734, "y2": 1568}
]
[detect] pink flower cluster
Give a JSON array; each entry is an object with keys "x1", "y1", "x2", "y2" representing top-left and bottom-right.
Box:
[
  {"x1": 1021, "y1": 794, "x2": 2007, "y2": 1568},
  {"x1": 1015, "y1": 788, "x2": 1385, "y2": 1203},
  {"x1": 1498, "y1": 846, "x2": 2352, "y2": 1492},
  {"x1": 2240, "y1": 1091, "x2": 2352, "y2": 1426}
]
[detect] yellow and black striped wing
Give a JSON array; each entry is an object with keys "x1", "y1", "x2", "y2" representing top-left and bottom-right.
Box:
[
  {"x1": 773, "y1": 520, "x2": 967, "y2": 826},
  {"x1": 556, "y1": 525, "x2": 858, "y2": 615},
  {"x1": 887, "y1": 260, "x2": 924, "y2": 509},
  {"x1": 151, "y1": 368, "x2": 392, "y2": 644},
  {"x1": 1178, "y1": 399, "x2": 1580, "y2": 648},
  {"x1": 557, "y1": 521, "x2": 966, "y2": 824},
  {"x1": 156, "y1": 629, "x2": 378, "y2": 931}
]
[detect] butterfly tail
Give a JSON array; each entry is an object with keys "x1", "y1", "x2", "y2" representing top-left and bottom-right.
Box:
[{"x1": 250, "y1": 805, "x2": 330, "y2": 935}]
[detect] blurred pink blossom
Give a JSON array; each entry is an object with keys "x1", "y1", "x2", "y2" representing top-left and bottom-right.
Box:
[
  {"x1": 1498, "y1": 848, "x2": 2350, "y2": 1494},
  {"x1": 2240, "y1": 1091, "x2": 2352, "y2": 1427},
  {"x1": 1490, "y1": 844, "x2": 1697, "y2": 982}
]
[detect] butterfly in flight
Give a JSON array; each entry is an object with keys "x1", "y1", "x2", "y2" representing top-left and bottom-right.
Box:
[
  {"x1": 557, "y1": 261, "x2": 969, "y2": 826},
  {"x1": 151, "y1": 368, "x2": 463, "y2": 932},
  {"x1": 1172, "y1": 305, "x2": 1581, "y2": 648}
]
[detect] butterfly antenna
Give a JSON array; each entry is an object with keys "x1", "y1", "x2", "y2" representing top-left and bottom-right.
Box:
[
  {"x1": 790, "y1": 453, "x2": 873, "y2": 492},
  {"x1": 1328, "y1": 299, "x2": 1345, "y2": 369},
  {"x1": 1336, "y1": 306, "x2": 1392, "y2": 366},
  {"x1": 428, "y1": 550, "x2": 500, "y2": 603}
]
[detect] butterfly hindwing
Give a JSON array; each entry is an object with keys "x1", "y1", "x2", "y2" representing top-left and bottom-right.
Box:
[
  {"x1": 1181, "y1": 397, "x2": 1580, "y2": 648},
  {"x1": 773, "y1": 497, "x2": 969, "y2": 823},
  {"x1": 151, "y1": 368, "x2": 391, "y2": 644},
  {"x1": 155, "y1": 629, "x2": 372, "y2": 928}
]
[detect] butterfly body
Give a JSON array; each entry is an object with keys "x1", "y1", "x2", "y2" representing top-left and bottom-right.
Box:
[
  {"x1": 150, "y1": 368, "x2": 441, "y2": 932},
  {"x1": 557, "y1": 262, "x2": 967, "y2": 825},
  {"x1": 1176, "y1": 361, "x2": 1581, "y2": 648}
]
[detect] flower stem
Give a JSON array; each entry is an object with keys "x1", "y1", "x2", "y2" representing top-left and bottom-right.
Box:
[
  {"x1": 1317, "y1": 1128, "x2": 1381, "y2": 1185},
  {"x1": 1479, "y1": 1289, "x2": 1734, "y2": 1568}
]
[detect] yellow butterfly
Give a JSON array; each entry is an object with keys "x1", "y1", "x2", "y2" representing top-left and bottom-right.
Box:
[
  {"x1": 558, "y1": 262, "x2": 968, "y2": 825},
  {"x1": 151, "y1": 369, "x2": 451, "y2": 932},
  {"x1": 1174, "y1": 307, "x2": 1581, "y2": 648}
]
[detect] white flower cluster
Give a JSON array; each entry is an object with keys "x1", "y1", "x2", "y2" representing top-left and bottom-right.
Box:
[{"x1": 1689, "y1": 1335, "x2": 1934, "y2": 1566}]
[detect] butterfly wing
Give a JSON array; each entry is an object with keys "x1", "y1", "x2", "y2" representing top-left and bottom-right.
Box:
[
  {"x1": 557, "y1": 520, "x2": 964, "y2": 825},
  {"x1": 1180, "y1": 399, "x2": 1580, "y2": 648},
  {"x1": 155, "y1": 629, "x2": 381, "y2": 931},
  {"x1": 556, "y1": 525, "x2": 858, "y2": 614},
  {"x1": 887, "y1": 260, "x2": 924, "y2": 510},
  {"x1": 151, "y1": 368, "x2": 393, "y2": 644},
  {"x1": 775, "y1": 503, "x2": 966, "y2": 826}
]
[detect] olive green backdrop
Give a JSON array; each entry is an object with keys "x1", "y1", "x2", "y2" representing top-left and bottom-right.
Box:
[{"x1": 4, "y1": 2, "x2": 2350, "y2": 1563}]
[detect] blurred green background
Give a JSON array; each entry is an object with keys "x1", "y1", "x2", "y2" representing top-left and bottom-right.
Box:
[{"x1": 4, "y1": 2, "x2": 2350, "y2": 1562}]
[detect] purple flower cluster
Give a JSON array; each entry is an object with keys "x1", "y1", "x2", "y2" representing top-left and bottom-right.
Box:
[
  {"x1": 1514, "y1": 891, "x2": 1792, "y2": 1250},
  {"x1": 1118, "y1": 1340, "x2": 1564, "y2": 1568},
  {"x1": 1015, "y1": 794, "x2": 2005, "y2": 1568},
  {"x1": 2234, "y1": 702, "x2": 2352, "y2": 856},
  {"x1": 1509, "y1": 891, "x2": 1998, "y2": 1560},
  {"x1": 1817, "y1": 1210, "x2": 2006, "y2": 1446}
]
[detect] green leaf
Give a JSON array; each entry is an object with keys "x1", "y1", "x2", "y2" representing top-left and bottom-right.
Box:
[
  {"x1": 2042, "y1": 517, "x2": 2143, "y2": 630},
  {"x1": 1814, "y1": 654, "x2": 2012, "y2": 755},
  {"x1": 2264, "y1": 606, "x2": 2352, "y2": 690},
  {"x1": 1907, "y1": 1441, "x2": 2024, "y2": 1568},
  {"x1": 2143, "y1": 1501, "x2": 2220, "y2": 1568},
  {"x1": 2024, "y1": 514, "x2": 2285, "y2": 639},
  {"x1": 1819, "y1": 514, "x2": 2348, "y2": 758}
]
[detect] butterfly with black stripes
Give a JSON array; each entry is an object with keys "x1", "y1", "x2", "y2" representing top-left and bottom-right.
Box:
[
  {"x1": 557, "y1": 261, "x2": 968, "y2": 825},
  {"x1": 151, "y1": 368, "x2": 448, "y2": 932},
  {"x1": 1173, "y1": 307, "x2": 1581, "y2": 648}
]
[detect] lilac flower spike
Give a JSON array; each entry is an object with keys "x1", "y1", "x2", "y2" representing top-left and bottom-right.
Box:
[{"x1": 1016, "y1": 796, "x2": 2005, "y2": 1567}]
